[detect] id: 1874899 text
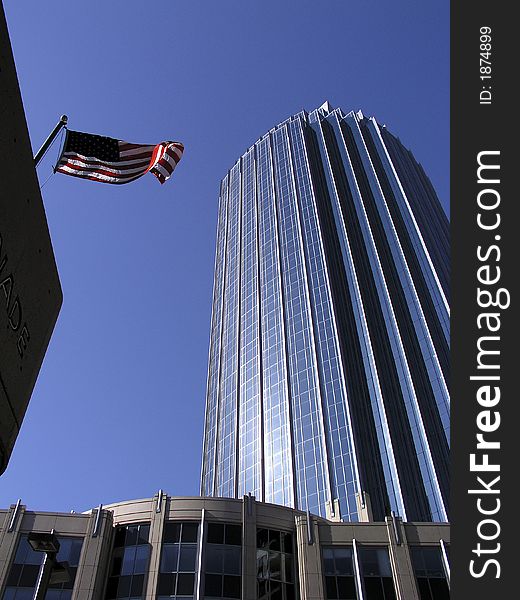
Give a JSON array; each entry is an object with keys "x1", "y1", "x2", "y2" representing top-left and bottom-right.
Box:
[{"x1": 480, "y1": 26, "x2": 492, "y2": 105}]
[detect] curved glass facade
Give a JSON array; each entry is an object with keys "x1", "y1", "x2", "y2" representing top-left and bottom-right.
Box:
[{"x1": 201, "y1": 103, "x2": 450, "y2": 522}]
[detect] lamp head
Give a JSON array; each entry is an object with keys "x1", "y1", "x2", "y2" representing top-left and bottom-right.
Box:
[{"x1": 28, "y1": 532, "x2": 60, "y2": 554}]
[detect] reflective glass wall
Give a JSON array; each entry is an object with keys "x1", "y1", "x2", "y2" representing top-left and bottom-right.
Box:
[{"x1": 201, "y1": 103, "x2": 450, "y2": 522}]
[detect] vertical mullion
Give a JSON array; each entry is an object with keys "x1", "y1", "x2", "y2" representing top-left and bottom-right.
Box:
[
  {"x1": 234, "y1": 158, "x2": 244, "y2": 498},
  {"x1": 267, "y1": 133, "x2": 298, "y2": 509},
  {"x1": 284, "y1": 122, "x2": 334, "y2": 515}
]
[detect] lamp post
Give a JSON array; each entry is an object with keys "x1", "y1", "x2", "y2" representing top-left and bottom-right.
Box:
[{"x1": 28, "y1": 531, "x2": 70, "y2": 600}]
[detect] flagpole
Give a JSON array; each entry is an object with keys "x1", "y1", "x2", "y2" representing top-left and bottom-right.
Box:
[{"x1": 34, "y1": 115, "x2": 68, "y2": 167}]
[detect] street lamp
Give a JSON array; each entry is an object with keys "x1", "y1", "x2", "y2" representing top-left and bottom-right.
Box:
[{"x1": 28, "y1": 530, "x2": 70, "y2": 600}]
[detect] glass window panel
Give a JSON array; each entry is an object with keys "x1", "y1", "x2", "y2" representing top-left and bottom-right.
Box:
[
  {"x1": 364, "y1": 577, "x2": 384, "y2": 599},
  {"x1": 223, "y1": 574, "x2": 241, "y2": 598},
  {"x1": 13, "y1": 538, "x2": 28, "y2": 564},
  {"x1": 257, "y1": 529, "x2": 269, "y2": 549},
  {"x1": 205, "y1": 545, "x2": 223, "y2": 573},
  {"x1": 176, "y1": 572, "x2": 195, "y2": 595},
  {"x1": 121, "y1": 546, "x2": 136, "y2": 575},
  {"x1": 322, "y1": 549, "x2": 335, "y2": 575},
  {"x1": 423, "y1": 548, "x2": 444, "y2": 578},
  {"x1": 359, "y1": 547, "x2": 379, "y2": 576},
  {"x1": 326, "y1": 575, "x2": 339, "y2": 598},
  {"x1": 224, "y1": 546, "x2": 241, "y2": 575},
  {"x1": 18, "y1": 564, "x2": 40, "y2": 587},
  {"x1": 205, "y1": 573, "x2": 222, "y2": 596},
  {"x1": 257, "y1": 579, "x2": 267, "y2": 598},
  {"x1": 16, "y1": 540, "x2": 41, "y2": 566},
  {"x1": 160, "y1": 544, "x2": 179, "y2": 572},
  {"x1": 182, "y1": 523, "x2": 199, "y2": 544},
  {"x1": 56, "y1": 539, "x2": 72, "y2": 563},
  {"x1": 157, "y1": 572, "x2": 176, "y2": 595},
  {"x1": 116, "y1": 575, "x2": 131, "y2": 598},
  {"x1": 270, "y1": 581, "x2": 283, "y2": 600},
  {"x1": 416, "y1": 578, "x2": 432, "y2": 600},
  {"x1": 377, "y1": 550, "x2": 392, "y2": 578},
  {"x1": 178, "y1": 544, "x2": 197, "y2": 571},
  {"x1": 411, "y1": 548, "x2": 426, "y2": 576},
  {"x1": 281, "y1": 532, "x2": 293, "y2": 555},
  {"x1": 286, "y1": 583, "x2": 296, "y2": 600},
  {"x1": 283, "y1": 554, "x2": 293, "y2": 583},
  {"x1": 6, "y1": 563, "x2": 22, "y2": 586},
  {"x1": 335, "y1": 548, "x2": 353, "y2": 576},
  {"x1": 360, "y1": 547, "x2": 392, "y2": 578},
  {"x1": 207, "y1": 523, "x2": 225, "y2": 545},
  {"x1": 336, "y1": 576, "x2": 356, "y2": 599},
  {"x1": 11, "y1": 590, "x2": 34, "y2": 600},
  {"x1": 125, "y1": 527, "x2": 138, "y2": 547},
  {"x1": 225, "y1": 524, "x2": 242, "y2": 547},
  {"x1": 269, "y1": 552, "x2": 282, "y2": 581},
  {"x1": 163, "y1": 522, "x2": 181, "y2": 544},
  {"x1": 63, "y1": 567, "x2": 77, "y2": 590},
  {"x1": 269, "y1": 530, "x2": 281, "y2": 552},
  {"x1": 257, "y1": 550, "x2": 268, "y2": 580},
  {"x1": 130, "y1": 573, "x2": 144, "y2": 596},
  {"x1": 134, "y1": 545, "x2": 149, "y2": 574},
  {"x1": 429, "y1": 578, "x2": 450, "y2": 599},
  {"x1": 106, "y1": 576, "x2": 119, "y2": 598},
  {"x1": 383, "y1": 577, "x2": 397, "y2": 600},
  {"x1": 137, "y1": 524, "x2": 150, "y2": 545},
  {"x1": 68, "y1": 539, "x2": 83, "y2": 566},
  {"x1": 114, "y1": 528, "x2": 126, "y2": 548}
]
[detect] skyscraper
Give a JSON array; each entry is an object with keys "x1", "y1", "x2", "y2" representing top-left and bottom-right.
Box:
[{"x1": 201, "y1": 102, "x2": 449, "y2": 523}]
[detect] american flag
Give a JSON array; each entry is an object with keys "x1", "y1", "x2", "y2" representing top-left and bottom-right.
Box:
[{"x1": 56, "y1": 130, "x2": 184, "y2": 185}]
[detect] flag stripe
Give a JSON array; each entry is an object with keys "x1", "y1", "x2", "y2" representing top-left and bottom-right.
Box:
[
  {"x1": 119, "y1": 146, "x2": 156, "y2": 157},
  {"x1": 57, "y1": 162, "x2": 148, "y2": 180},
  {"x1": 119, "y1": 142, "x2": 156, "y2": 152},
  {"x1": 58, "y1": 159, "x2": 153, "y2": 178},
  {"x1": 154, "y1": 163, "x2": 173, "y2": 180},
  {"x1": 56, "y1": 165, "x2": 145, "y2": 184},
  {"x1": 61, "y1": 152, "x2": 152, "y2": 170}
]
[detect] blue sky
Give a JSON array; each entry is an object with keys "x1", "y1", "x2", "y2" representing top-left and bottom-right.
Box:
[{"x1": 1, "y1": 0, "x2": 449, "y2": 512}]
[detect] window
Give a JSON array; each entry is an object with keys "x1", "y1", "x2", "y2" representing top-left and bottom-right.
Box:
[
  {"x1": 358, "y1": 547, "x2": 396, "y2": 600},
  {"x1": 411, "y1": 547, "x2": 449, "y2": 600},
  {"x1": 204, "y1": 523, "x2": 241, "y2": 599},
  {"x1": 256, "y1": 529, "x2": 294, "y2": 600},
  {"x1": 3, "y1": 534, "x2": 84, "y2": 600},
  {"x1": 105, "y1": 523, "x2": 151, "y2": 599},
  {"x1": 156, "y1": 522, "x2": 199, "y2": 599},
  {"x1": 322, "y1": 547, "x2": 357, "y2": 600}
]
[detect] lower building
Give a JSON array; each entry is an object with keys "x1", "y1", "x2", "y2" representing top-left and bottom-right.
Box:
[{"x1": 0, "y1": 493, "x2": 450, "y2": 599}]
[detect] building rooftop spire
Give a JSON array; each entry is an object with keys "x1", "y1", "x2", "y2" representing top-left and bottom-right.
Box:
[{"x1": 317, "y1": 100, "x2": 334, "y2": 115}]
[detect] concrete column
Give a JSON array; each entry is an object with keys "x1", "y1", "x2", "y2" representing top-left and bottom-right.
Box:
[
  {"x1": 242, "y1": 494, "x2": 257, "y2": 600},
  {"x1": 72, "y1": 508, "x2": 114, "y2": 600},
  {"x1": 295, "y1": 514, "x2": 325, "y2": 600},
  {"x1": 325, "y1": 499, "x2": 342, "y2": 522},
  {"x1": 145, "y1": 491, "x2": 168, "y2": 599},
  {"x1": 385, "y1": 515, "x2": 420, "y2": 600},
  {"x1": 355, "y1": 492, "x2": 373, "y2": 522},
  {"x1": 0, "y1": 503, "x2": 26, "y2": 590}
]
